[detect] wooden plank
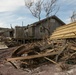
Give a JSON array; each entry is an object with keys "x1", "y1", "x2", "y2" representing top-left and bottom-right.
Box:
[
  {"x1": 51, "y1": 32, "x2": 76, "y2": 37},
  {"x1": 56, "y1": 22, "x2": 76, "y2": 30},
  {"x1": 55, "y1": 44, "x2": 68, "y2": 62},
  {"x1": 54, "y1": 23, "x2": 76, "y2": 33},
  {"x1": 50, "y1": 22, "x2": 76, "y2": 40},
  {"x1": 70, "y1": 46, "x2": 76, "y2": 51},
  {"x1": 50, "y1": 35, "x2": 76, "y2": 40},
  {"x1": 51, "y1": 33, "x2": 76, "y2": 38},
  {"x1": 52, "y1": 28, "x2": 76, "y2": 36},
  {"x1": 7, "y1": 51, "x2": 59, "y2": 61},
  {"x1": 12, "y1": 45, "x2": 25, "y2": 57},
  {"x1": 9, "y1": 61, "x2": 19, "y2": 69},
  {"x1": 40, "y1": 44, "x2": 52, "y2": 51},
  {"x1": 61, "y1": 52, "x2": 76, "y2": 61},
  {"x1": 35, "y1": 51, "x2": 57, "y2": 64},
  {"x1": 44, "y1": 57, "x2": 57, "y2": 64},
  {"x1": 50, "y1": 23, "x2": 76, "y2": 39},
  {"x1": 12, "y1": 45, "x2": 34, "y2": 57}
]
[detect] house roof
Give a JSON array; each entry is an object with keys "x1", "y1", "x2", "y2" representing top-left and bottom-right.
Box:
[
  {"x1": 29, "y1": 15, "x2": 65, "y2": 27},
  {"x1": 0, "y1": 27, "x2": 10, "y2": 30},
  {"x1": 0, "y1": 27, "x2": 13, "y2": 32}
]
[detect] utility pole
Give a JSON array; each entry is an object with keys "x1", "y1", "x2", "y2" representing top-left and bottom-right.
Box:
[{"x1": 22, "y1": 21, "x2": 25, "y2": 44}]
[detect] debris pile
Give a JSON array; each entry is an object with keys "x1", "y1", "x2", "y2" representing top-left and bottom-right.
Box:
[
  {"x1": 5, "y1": 39, "x2": 76, "y2": 69},
  {"x1": 0, "y1": 22, "x2": 76, "y2": 75}
]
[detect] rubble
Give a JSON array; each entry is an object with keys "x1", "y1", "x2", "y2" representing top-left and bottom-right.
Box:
[
  {"x1": 0, "y1": 42, "x2": 8, "y2": 49},
  {"x1": 9, "y1": 41, "x2": 76, "y2": 65},
  {"x1": 0, "y1": 38, "x2": 76, "y2": 75},
  {"x1": 0, "y1": 22, "x2": 76, "y2": 75}
]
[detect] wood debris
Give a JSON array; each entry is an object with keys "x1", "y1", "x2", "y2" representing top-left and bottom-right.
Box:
[
  {"x1": 5, "y1": 38, "x2": 76, "y2": 69},
  {"x1": 1, "y1": 22, "x2": 76, "y2": 69}
]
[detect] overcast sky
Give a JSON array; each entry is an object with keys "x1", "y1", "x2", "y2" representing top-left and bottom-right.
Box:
[{"x1": 0, "y1": 0, "x2": 76, "y2": 28}]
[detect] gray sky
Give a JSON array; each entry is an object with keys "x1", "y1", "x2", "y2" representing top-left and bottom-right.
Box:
[{"x1": 0, "y1": 0, "x2": 76, "y2": 28}]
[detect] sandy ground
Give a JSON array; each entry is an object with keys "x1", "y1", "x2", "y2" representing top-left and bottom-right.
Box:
[{"x1": 0, "y1": 61, "x2": 76, "y2": 75}]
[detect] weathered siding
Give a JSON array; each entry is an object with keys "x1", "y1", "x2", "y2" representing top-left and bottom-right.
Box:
[
  {"x1": 14, "y1": 26, "x2": 25, "y2": 39},
  {"x1": 34, "y1": 18, "x2": 63, "y2": 39},
  {"x1": 0, "y1": 28, "x2": 11, "y2": 37},
  {"x1": 28, "y1": 26, "x2": 33, "y2": 37},
  {"x1": 13, "y1": 16, "x2": 65, "y2": 40},
  {"x1": 24, "y1": 26, "x2": 35, "y2": 39}
]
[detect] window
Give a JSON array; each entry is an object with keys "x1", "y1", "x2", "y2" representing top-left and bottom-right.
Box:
[{"x1": 39, "y1": 26, "x2": 45, "y2": 33}]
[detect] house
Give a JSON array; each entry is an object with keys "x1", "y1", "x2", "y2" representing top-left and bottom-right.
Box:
[
  {"x1": 0, "y1": 27, "x2": 14, "y2": 38},
  {"x1": 14, "y1": 26, "x2": 27, "y2": 39},
  {"x1": 14, "y1": 15, "x2": 65, "y2": 41},
  {"x1": 25, "y1": 15, "x2": 65, "y2": 39}
]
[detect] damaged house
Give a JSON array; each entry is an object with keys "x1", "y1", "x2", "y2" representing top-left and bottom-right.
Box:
[
  {"x1": 0, "y1": 27, "x2": 14, "y2": 38},
  {"x1": 0, "y1": 27, "x2": 14, "y2": 49},
  {"x1": 14, "y1": 15, "x2": 65, "y2": 43}
]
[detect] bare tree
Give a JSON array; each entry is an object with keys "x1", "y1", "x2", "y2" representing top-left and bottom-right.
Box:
[
  {"x1": 25, "y1": 0, "x2": 59, "y2": 20},
  {"x1": 43, "y1": 0, "x2": 59, "y2": 17},
  {"x1": 71, "y1": 11, "x2": 76, "y2": 22},
  {"x1": 25, "y1": 0, "x2": 59, "y2": 37},
  {"x1": 25, "y1": 0, "x2": 44, "y2": 21},
  {"x1": 43, "y1": 0, "x2": 59, "y2": 36}
]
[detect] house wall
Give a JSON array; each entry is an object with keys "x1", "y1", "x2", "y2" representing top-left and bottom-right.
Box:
[
  {"x1": 3, "y1": 32, "x2": 10, "y2": 37},
  {"x1": 0, "y1": 28, "x2": 11, "y2": 37},
  {"x1": 33, "y1": 18, "x2": 63, "y2": 39},
  {"x1": 28, "y1": 26, "x2": 34, "y2": 37},
  {"x1": 14, "y1": 26, "x2": 25, "y2": 39},
  {"x1": 14, "y1": 18, "x2": 64, "y2": 40},
  {"x1": 24, "y1": 26, "x2": 35, "y2": 39}
]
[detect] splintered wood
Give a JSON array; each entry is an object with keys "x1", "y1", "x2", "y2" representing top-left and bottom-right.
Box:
[
  {"x1": 6, "y1": 39, "x2": 76, "y2": 69},
  {"x1": 50, "y1": 22, "x2": 76, "y2": 39},
  {"x1": 6, "y1": 22, "x2": 76, "y2": 69}
]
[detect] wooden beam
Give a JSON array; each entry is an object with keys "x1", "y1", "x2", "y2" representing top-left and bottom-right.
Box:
[
  {"x1": 52, "y1": 29, "x2": 76, "y2": 36},
  {"x1": 56, "y1": 22, "x2": 76, "y2": 30},
  {"x1": 40, "y1": 44, "x2": 52, "y2": 50},
  {"x1": 9, "y1": 61, "x2": 19, "y2": 69},
  {"x1": 55, "y1": 44, "x2": 68, "y2": 62},
  {"x1": 50, "y1": 35, "x2": 76, "y2": 40},
  {"x1": 54, "y1": 25, "x2": 76, "y2": 33},
  {"x1": 70, "y1": 46, "x2": 76, "y2": 51},
  {"x1": 44, "y1": 57, "x2": 57, "y2": 64},
  {"x1": 50, "y1": 22, "x2": 76, "y2": 40},
  {"x1": 7, "y1": 51, "x2": 59, "y2": 61},
  {"x1": 35, "y1": 51, "x2": 57, "y2": 64},
  {"x1": 51, "y1": 32, "x2": 76, "y2": 37}
]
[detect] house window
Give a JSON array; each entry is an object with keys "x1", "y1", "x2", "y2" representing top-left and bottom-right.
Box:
[{"x1": 40, "y1": 26, "x2": 45, "y2": 33}]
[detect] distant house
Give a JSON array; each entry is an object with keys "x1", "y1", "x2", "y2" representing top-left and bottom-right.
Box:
[
  {"x1": 14, "y1": 26, "x2": 27, "y2": 39},
  {"x1": 0, "y1": 27, "x2": 14, "y2": 37},
  {"x1": 14, "y1": 15, "x2": 65, "y2": 41}
]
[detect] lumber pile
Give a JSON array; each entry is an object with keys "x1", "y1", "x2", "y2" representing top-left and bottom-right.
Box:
[
  {"x1": 0, "y1": 42, "x2": 8, "y2": 49},
  {"x1": 6, "y1": 39, "x2": 76, "y2": 69},
  {"x1": 6, "y1": 22, "x2": 76, "y2": 69},
  {"x1": 50, "y1": 22, "x2": 76, "y2": 39},
  {"x1": 0, "y1": 35, "x2": 20, "y2": 48}
]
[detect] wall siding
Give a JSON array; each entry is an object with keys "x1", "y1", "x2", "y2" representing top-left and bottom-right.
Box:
[
  {"x1": 34, "y1": 18, "x2": 63, "y2": 39},
  {"x1": 14, "y1": 18, "x2": 64, "y2": 40},
  {"x1": 0, "y1": 28, "x2": 11, "y2": 37},
  {"x1": 14, "y1": 26, "x2": 25, "y2": 39}
]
